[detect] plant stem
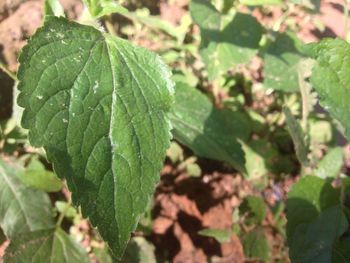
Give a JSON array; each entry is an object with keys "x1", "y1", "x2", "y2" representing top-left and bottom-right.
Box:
[
  {"x1": 56, "y1": 198, "x2": 72, "y2": 228},
  {"x1": 0, "y1": 61, "x2": 17, "y2": 81},
  {"x1": 105, "y1": 16, "x2": 116, "y2": 36},
  {"x1": 298, "y1": 70, "x2": 309, "y2": 132},
  {"x1": 345, "y1": 0, "x2": 350, "y2": 39}
]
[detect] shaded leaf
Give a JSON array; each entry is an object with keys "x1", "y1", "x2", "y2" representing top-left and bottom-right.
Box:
[
  {"x1": 190, "y1": 0, "x2": 262, "y2": 80},
  {"x1": 17, "y1": 16, "x2": 174, "y2": 259},
  {"x1": 242, "y1": 228, "x2": 270, "y2": 261},
  {"x1": 333, "y1": 239, "x2": 350, "y2": 263},
  {"x1": 289, "y1": 205, "x2": 348, "y2": 263},
  {"x1": 0, "y1": 158, "x2": 54, "y2": 239},
  {"x1": 239, "y1": 196, "x2": 266, "y2": 225},
  {"x1": 170, "y1": 82, "x2": 245, "y2": 172},
  {"x1": 287, "y1": 176, "x2": 340, "y2": 239},
  {"x1": 4, "y1": 229, "x2": 89, "y2": 263}
]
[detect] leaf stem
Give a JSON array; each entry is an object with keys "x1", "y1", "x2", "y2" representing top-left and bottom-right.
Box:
[
  {"x1": 56, "y1": 198, "x2": 72, "y2": 228},
  {"x1": 0, "y1": 61, "x2": 17, "y2": 81}
]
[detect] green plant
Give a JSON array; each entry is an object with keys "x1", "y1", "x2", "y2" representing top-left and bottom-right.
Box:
[{"x1": 1, "y1": 0, "x2": 350, "y2": 262}]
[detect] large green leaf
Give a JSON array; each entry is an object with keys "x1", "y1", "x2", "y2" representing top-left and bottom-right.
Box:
[
  {"x1": 170, "y1": 82, "x2": 245, "y2": 172},
  {"x1": 4, "y1": 229, "x2": 89, "y2": 263},
  {"x1": 17, "y1": 16, "x2": 174, "y2": 259},
  {"x1": 190, "y1": 0, "x2": 262, "y2": 80},
  {"x1": 264, "y1": 32, "x2": 305, "y2": 92},
  {"x1": 287, "y1": 176, "x2": 339, "y2": 239},
  {"x1": 290, "y1": 205, "x2": 348, "y2": 263},
  {"x1": 305, "y1": 38, "x2": 350, "y2": 140},
  {"x1": 0, "y1": 158, "x2": 54, "y2": 239},
  {"x1": 287, "y1": 176, "x2": 347, "y2": 263}
]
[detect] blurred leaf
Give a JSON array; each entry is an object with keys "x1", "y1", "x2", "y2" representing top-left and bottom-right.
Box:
[
  {"x1": 290, "y1": 0, "x2": 320, "y2": 11},
  {"x1": 4, "y1": 228, "x2": 89, "y2": 263},
  {"x1": 170, "y1": 82, "x2": 246, "y2": 172},
  {"x1": 305, "y1": 38, "x2": 350, "y2": 141},
  {"x1": 283, "y1": 106, "x2": 309, "y2": 167},
  {"x1": 333, "y1": 239, "x2": 350, "y2": 262},
  {"x1": 239, "y1": 196, "x2": 266, "y2": 225},
  {"x1": 167, "y1": 142, "x2": 184, "y2": 163},
  {"x1": 309, "y1": 118, "x2": 334, "y2": 145},
  {"x1": 198, "y1": 228, "x2": 231, "y2": 243},
  {"x1": 242, "y1": 139, "x2": 277, "y2": 180},
  {"x1": 287, "y1": 176, "x2": 340, "y2": 239},
  {"x1": 264, "y1": 32, "x2": 305, "y2": 92},
  {"x1": 93, "y1": 246, "x2": 113, "y2": 263},
  {"x1": 45, "y1": 0, "x2": 65, "y2": 17},
  {"x1": 122, "y1": 237, "x2": 156, "y2": 263},
  {"x1": 315, "y1": 147, "x2": 343, "y2": 179},
  {"x1": 0, "y1": 158, "x2": 54, "y2": 239},
  {"x1": 17, "y1": 158, "x2": 63, "y2": 192},
  {"x1": 55, "y1": 201, "x2": 77, "y2": 219},
  {"x1": 240, "y1": 0, "x2": 282, "y2": 5},
  {"x1": 287, "y1": 176, "x2": 347, "y2": 262},
  {"x1": 82, "y1": 0, "x2": 128, "y2": 18},
  {"x1": 190, "y1": 0, "x2": 262, "y2": 80},
  {"x1": 242, "y1": 228, "x2": 270, "y2": 261},
  {"x1": 289, "y1": 205, "x2": 348, "y2": 263}
]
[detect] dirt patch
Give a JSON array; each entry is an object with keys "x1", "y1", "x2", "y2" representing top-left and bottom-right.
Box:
[{"x1": 150, "y1": 165, "x2": 245, "y2": 262}]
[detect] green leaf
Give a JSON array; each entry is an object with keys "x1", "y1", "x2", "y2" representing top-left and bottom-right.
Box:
[
  {"x1": 93, "y1": 246, "x2": 113, "y2": 263},
  {"x1": 4, "y1": 228, "x2": 89, "y2": 263},
  {"x1": 305, "y1": 38, "x2": 350, "y2": 141},
  {"x1": 45, "y1": 0, "x2": 65, "y2": 17},
  {"x1": 240, "y1": 0, "x2": 282, "y2": 5},
  {"x1": 289, "y1": 205, "x2": 348, "y2": 263},
  {"x1": 283, "y1": 106, "x2": 309, "y2": 167},
  {"x1": 287, "y1": 176, "x2": 340, "y2": 239},
  {"x1": 333, "y1": 239, "x2": 350, "y2": 263},
  {"x1": 0, "y1": 158, "x2": 54, "y2": 239},
  {"x1": 83, "y1": 0, "x2": 128, "y2": 18},
  {"x1": 315, "y1": 147, "x2": 343, "y2": 179},
  {"x1": 263, "y1": 32, "x2": 305, "y2": 92},
  {"x1": 190, "y1": 0, "x2": 262, "y2": 80},
  {"x1": 242, "y1": 139, "x2": 277, "y2": 180},
  {"x1": 17, "y1": 158, "x2": 63, "y2": 192},
  {"x1": 17, "y1": 16, "x2": 174, "y2": 259},
  {"x1": 287, "y1": 176, "x2": 347, "y2": 262},
  {"x1": 198, "y1": 228, "x2": 231, "y2": 243},
  {"x1": 122, "y1": 237, "x2": 156, "y2": 263},
  {"x1": 242, "y1": 228, "x2": 270, "y2": 261},
  {"x1": 239, "y1": 196, "x2": 266, "y2": 225},
  {"x1": 170, "y1": 82, "x2": 245, "y2": 172}
]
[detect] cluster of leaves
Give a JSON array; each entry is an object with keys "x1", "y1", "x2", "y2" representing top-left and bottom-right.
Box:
[{"x1": 1, "y1": 0, "x2": 350, "y2": 262}]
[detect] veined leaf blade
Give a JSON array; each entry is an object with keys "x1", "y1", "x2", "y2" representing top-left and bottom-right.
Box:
[{"x1": 17, "y1": 16, "x2": 174, "y2": 259}]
